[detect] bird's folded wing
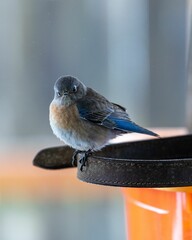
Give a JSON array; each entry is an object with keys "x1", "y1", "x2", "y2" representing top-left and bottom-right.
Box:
[{"x1": 76, "y1": 89, "x2": 158, "y2": 137}]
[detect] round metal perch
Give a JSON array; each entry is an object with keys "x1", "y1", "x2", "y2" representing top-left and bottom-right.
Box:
[{"x1": 33, "y1": 134, "x2": 192, "y2": 188}]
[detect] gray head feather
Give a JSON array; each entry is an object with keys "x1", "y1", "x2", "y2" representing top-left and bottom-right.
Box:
[{"x1": 54, "y1": 76, "x2": 87, "y2": 106}]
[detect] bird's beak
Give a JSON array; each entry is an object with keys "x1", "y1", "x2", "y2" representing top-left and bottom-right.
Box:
[{"x1": 64, "y1": 91, "x2": 69, "y2": 96}]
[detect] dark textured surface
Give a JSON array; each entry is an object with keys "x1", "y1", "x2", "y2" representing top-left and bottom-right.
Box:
[
  {"x1": 33, "y1": 135, "x2": 192, "y2": 187},
  {"x1": 33, "y1": 146, "x2": 75, "y2": 169}
]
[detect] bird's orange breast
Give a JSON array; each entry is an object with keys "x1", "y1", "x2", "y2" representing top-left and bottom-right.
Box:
[{"x1": 49, "y1": 102, "x2": 80, "y2": 130}]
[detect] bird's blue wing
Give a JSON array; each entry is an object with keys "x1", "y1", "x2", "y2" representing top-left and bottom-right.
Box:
[
  {"x1": 77, "y1": 98, "x2": 113, "y2": 125},
  {"x1": 76, "y1": 88, "x2": 158, "y2": 137}
]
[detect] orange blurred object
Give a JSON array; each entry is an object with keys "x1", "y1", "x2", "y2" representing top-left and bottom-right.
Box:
[{"x1": 122, "y1": 187, "x2": 192, "y2": 240}]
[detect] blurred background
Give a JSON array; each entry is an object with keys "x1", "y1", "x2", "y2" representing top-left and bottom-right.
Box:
[{"x1": 0, "y1": 0, "x2": 191, "y2": 239}]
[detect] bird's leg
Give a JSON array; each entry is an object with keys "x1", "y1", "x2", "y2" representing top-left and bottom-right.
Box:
[
  {"x1": 72, "y1": 149, "x2": 92, "y2": 170},
  {"x1": 72, "y1": 150, "x2": 83, "y2": 166},
  {"x1": 79, "y1": 149, "x2": 92, "y2": 171}
]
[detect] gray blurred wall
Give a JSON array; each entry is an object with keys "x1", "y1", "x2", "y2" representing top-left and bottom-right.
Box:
[{"x1": 0, "y1": 0, "x2": 188, "y2": 143}]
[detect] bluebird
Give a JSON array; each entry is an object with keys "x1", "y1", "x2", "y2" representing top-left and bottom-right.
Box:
[{"x1": 49, "y1": 76, "x2": 158, "y2": 170}]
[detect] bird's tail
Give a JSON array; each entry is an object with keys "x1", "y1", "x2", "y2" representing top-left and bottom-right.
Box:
[{"x1": 115, "y1": 120, "x2": 159, "y2": 137}]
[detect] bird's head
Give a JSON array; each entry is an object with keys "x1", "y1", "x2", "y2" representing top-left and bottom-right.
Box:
[{"x1": 53, "y1": 76, "x2": 87, "y2": 106}]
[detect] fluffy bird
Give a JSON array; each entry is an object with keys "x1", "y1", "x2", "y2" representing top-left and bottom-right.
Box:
[{"x1": 49, "y1": 76, "x2": 158, "y2": 169}]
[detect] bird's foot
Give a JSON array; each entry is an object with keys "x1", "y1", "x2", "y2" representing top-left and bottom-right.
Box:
[
  {"x1": 79, "y1": 151, "x2": 91, "y2": 171},
  {"x1": 79, "y1": 150, "x2": 92, "y2": 171},
  {"x1": 72, "y1": 150, "x2": 82, "y2": 166},
  {"x1": 72, "y1": 150, "x2": 92, "y2": 171}
]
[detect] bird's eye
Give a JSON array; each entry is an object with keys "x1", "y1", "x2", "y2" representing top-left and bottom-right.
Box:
[
  {"x1": 57, "y1": 91, "x2": 62, "y2": 97},
  {"x1": 72, "y1": 85, "x2": 77, "y2": 93}
]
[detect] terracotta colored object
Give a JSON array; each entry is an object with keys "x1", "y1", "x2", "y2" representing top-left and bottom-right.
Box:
[{"x1": 122, "y1": 188, "x2": 192, "y2": 240}]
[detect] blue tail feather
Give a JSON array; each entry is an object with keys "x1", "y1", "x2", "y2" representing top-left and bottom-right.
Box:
[{"x1": 114, "y1": 119, "x2": 158, "y2": 137}]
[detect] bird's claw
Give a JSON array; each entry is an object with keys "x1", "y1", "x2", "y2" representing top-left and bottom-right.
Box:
[
  {"x1": 72, "y1": 150, "x2": 81, "y2": 166},
  {"x1": 72, "y1": 150, "x2": 92, "y2": 171},
  {"x1": 79, "y1": 150, "x2": 92, "y2": 171}
]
